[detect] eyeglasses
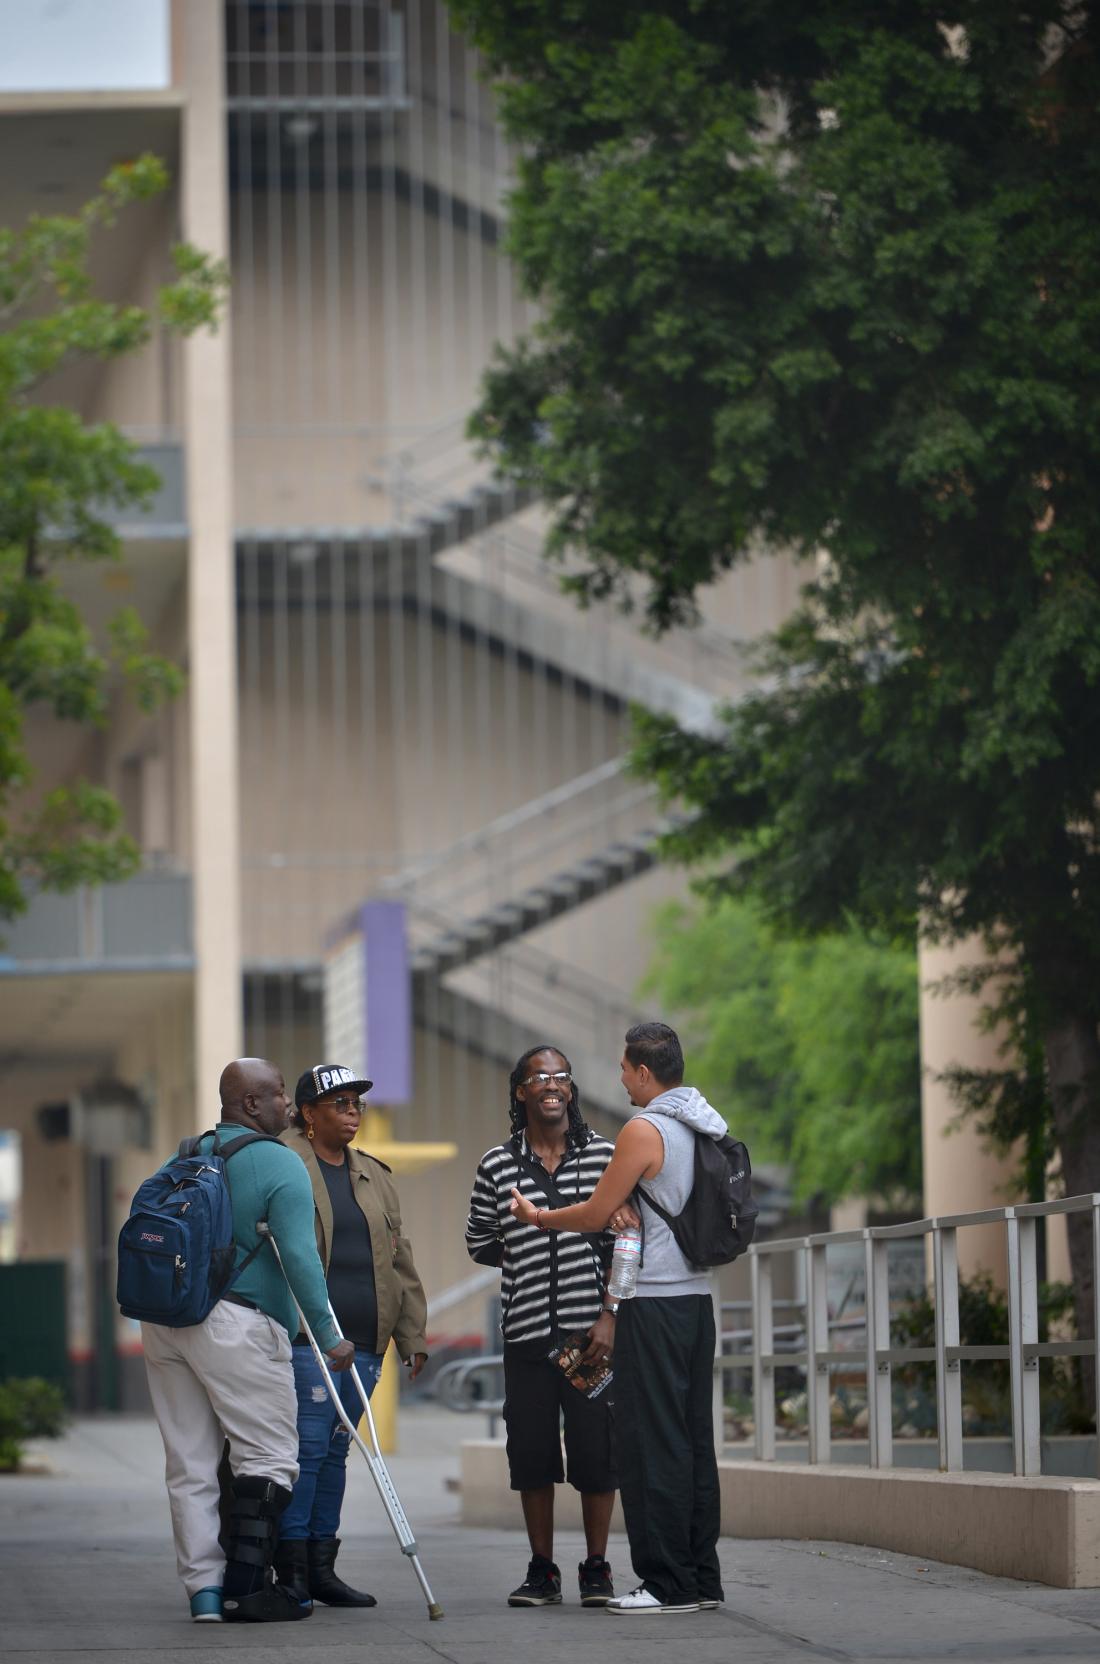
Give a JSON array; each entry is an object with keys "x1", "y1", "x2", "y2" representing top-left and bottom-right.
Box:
[
  {"x1": 317, "y1": 1095, "x2": 363, "y2": 1112},
  {"x1": 521, "y1": 1071, "x2": 573, "y2": 1090}
]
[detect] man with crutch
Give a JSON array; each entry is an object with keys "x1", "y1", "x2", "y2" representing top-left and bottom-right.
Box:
[{"x1": 140, "y1": 1058, "x2": 354, "y2": 1624}]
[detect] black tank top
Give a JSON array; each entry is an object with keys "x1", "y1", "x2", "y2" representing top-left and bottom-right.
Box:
[{"x1": 318, "y1": 1157, "x2": 378, "y2": 1351}]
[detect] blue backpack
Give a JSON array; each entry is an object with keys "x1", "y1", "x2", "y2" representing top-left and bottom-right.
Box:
[{"x1": 116, "y1": 1129, "x2": 279, "y2": 1326}]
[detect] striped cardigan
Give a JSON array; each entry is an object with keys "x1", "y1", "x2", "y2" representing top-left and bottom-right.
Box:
[{"x1": 465, "y1": 1131, "x2": 615, "y2": 1346}]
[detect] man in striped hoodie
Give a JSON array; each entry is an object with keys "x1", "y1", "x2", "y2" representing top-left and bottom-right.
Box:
[{"x1": 465, "y1": 1045, "x2": 618, "y2": 1608}]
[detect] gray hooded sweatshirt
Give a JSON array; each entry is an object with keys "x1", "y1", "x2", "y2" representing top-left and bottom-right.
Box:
[{"x1": 634, "y1": 1085, "x2": 727, "y2": 1298}]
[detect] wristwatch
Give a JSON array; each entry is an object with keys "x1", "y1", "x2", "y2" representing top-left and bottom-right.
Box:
[{"x1": 602, "y1": 1298, "x2": 621, "y2": 1316}]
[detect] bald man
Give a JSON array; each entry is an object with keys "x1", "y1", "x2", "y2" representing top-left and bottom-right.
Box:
[{"x1": 141, "y1": 1058, "x2": 355, "y2": 1624}]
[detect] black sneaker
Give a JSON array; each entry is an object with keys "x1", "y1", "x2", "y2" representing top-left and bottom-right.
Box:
[
  {"x1": 578, "y1": 1555, "x2": 614, "y2": 1606},
  {"x1": 508, "y1": 1555, "x2": 563, "y2": 1606}
]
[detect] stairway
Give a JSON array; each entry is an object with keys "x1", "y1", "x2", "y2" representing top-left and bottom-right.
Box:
[
  {"x1": 236, "y1": 475, "x2": 534, "y2": 565},
  {"x1": 409, "y1": 813, "x2": 686, "y2": 981}
]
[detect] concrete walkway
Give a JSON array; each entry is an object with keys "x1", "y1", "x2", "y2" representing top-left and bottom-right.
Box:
[{"x1": 2, "y1": 1406, "x2": 1100, "y2": 1662}]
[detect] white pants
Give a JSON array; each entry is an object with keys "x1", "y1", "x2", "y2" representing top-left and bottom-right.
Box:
[{"x1": 142, "y1": 1301, "x2": 301, "y2": 1597}]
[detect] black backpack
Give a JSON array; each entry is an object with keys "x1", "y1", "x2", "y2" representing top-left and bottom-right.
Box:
[{"x1": 638, "y1": 1131, "x2": 758, "y2": 1270}]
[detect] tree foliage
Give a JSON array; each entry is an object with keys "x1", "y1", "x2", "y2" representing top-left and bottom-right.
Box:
[
  {"x1": 642, "y1": 896, "x2": 922, "y2": 1207},
  {"x1": 452, "y1": 2, "x2": 1100, "y2": 1324},
  {"x1": 0, "y1": 155, "x2": 226, "y2": 922}
]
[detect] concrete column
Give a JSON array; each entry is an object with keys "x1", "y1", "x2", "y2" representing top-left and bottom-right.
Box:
[
  {"x1": 919, "y1": 938, "x2": 1022, "y2": 1284},
  {"x1": 179, "y1": 0, "x2": 241, "y2": 1113}
]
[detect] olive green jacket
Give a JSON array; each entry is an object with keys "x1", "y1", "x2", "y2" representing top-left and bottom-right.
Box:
[{"x1": 280, "y1": 1124, "x2": 428, "y2": 1360}]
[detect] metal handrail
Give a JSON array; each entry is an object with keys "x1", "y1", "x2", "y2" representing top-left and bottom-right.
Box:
[
  {"x1": 403, "y1": 789, "x2": 663, "y2": 919},
  {"x1": 433, "y1": 1356, "x2": 507, "y2": 1437},
  {"x1": 381, "y1": 757, "x2": 631, "y2": 895},
  {"x1": 749, "y1": 1193, "x2": 1100, "y2": 1477},
  {"x1": 426, "y1": 1266, "x2": 501, "y2": 1322},
  {"x1": 373, "y1": 463, "x2": 745, "y2": 680}
]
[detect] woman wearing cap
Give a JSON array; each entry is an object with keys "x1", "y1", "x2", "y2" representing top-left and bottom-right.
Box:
[{"x1": 274, "y1": 1062, "x2": 429, "y2": 1612}]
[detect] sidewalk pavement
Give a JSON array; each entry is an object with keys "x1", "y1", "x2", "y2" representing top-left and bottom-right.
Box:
[{"x1": 2, "y1": 1405, "x2": 1100, "y2": 1662}]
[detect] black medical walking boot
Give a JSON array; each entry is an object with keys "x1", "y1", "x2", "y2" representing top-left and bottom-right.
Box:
[
  {"x1": 222, "y1": 1476, "x2": 312, "y2": 1622},
  {"x1": 307, "y1": 1537, "x2": 377, "y2": 1607},
  {"x1": 273, "y1": 1540, "x2": 314, "y2": 1610}
]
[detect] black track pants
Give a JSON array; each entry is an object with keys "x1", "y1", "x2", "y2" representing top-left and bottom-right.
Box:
[{"x1": 614, "y1": 1293, "x2": 723, "y2": 1605}]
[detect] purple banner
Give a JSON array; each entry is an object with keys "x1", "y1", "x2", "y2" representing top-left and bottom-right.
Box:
[{"x1": 360, "y1": 899, "x2": 412, "y2": 1104}]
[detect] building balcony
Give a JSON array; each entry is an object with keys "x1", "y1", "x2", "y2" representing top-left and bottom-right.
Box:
[
  {"x1": 0, "y1": 872, "x2": 193, "y2": 973},
  {"x1": 226, "y1": 2, "x2": 407, "y2": 112},
  {"x1": 108, "y1": 441, "x2": 187, "y2": 539}
]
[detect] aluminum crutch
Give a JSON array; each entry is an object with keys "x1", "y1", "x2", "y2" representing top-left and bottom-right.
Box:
[{"x1": 256, "y1": 1221, "x2": 443, "y2": 1619}]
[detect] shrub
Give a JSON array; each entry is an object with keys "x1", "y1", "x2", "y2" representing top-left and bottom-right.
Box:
[
  {"x1": 0, "y1": 1378, "x2": 68, "y2": 1471},
  {"x1": 891, "y1": 1274, "x2": 1093, "y2": 1437}
]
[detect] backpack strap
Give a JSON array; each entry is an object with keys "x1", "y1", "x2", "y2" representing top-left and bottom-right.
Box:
[
  {"x1": 511, "y1": 1141, "x2": 577, "y2": 1212},
  {"x1": 634, "y1": 1108, "x2": 693, "y2": 1241},
  {"x1": 510, "y1": 1139, "x2": 612, "y2": 1277},
  {"x1": 214, "y1": 1130, "x2": 284, "y2": 1160},
  {"x1": 636, "y1": 1183, "x2": 673, "y2": 1230},
  {"x1": 176, "y1": 1128, "x2": 285, "y2": 1160},
  {"x1": 177, "y1": 1131, "x2": 210, "y2": 1159},
  {"x1": 176, "y1": 1129, "x2": 285, "y2": 1289},
  {"x1": 216, "y1": 1131, "x2": 289, "y2": 1286}
]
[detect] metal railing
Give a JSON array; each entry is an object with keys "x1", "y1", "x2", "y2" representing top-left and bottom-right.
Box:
[
  {"x1": 433, "y1": 1356, "x2": 507, "y2": 1437},
  {"x1": 381, "y1": 757, "x2": 643, "y2": 904},
  {"x1": 750, "y1": 1194, "x2": 1100, "y2": 1478},
  {"x1": 380, "y1": 466, "x2": 748, "y2": 702},
  {"x1": 225, "y1": 5, "x2": 407, "y2": 109},
  {"x1": 0, "y1": 873, "x2": 193, "y2": 969},
  {"x1": 434, "y1": 1298, "x2": 777, "y2": 1442}
]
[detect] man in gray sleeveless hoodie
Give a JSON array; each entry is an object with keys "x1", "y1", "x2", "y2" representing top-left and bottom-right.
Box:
[{"x1": 508, "y1": 1021, "x2": 724, "y2": 1615}]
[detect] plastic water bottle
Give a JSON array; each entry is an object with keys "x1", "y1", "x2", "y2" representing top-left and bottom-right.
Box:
[{"x1": 606, "y1": 1225, "x2": 642, "y2": 1300}]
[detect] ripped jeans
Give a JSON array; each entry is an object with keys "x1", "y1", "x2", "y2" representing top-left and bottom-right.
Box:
[{"x1": 279, "y1": 1343, "x2": 384, "y2": 1540}]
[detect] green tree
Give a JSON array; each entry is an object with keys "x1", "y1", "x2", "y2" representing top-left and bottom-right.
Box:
[
  {"x1": 0, "y1": 156, "x2": 226, "y2": 922},
  {"x1": 643, "y1": 896, "x2": 922, "y2": 1207},
  {"x1": 451, "y1": 3, "x2": 1100, "y2": 1329}
]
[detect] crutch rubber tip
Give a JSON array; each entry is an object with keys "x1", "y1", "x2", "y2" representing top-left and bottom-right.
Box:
[{"x1": 428, "y1": 1604, "x2": 444, "y2": 1620}]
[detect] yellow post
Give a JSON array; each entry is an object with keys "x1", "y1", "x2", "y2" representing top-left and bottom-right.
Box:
[
  {"x1": 351, "y1": 1104, "x2": 457, "y2": 1455},
  {"x1": 365, "y1": 1343, "x2": 400, "y2": 1454}
]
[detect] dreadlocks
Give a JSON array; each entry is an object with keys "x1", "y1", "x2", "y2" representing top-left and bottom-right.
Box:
[{"x1": 508, "y1": 1044, "x2": 591, "y2": 1149}]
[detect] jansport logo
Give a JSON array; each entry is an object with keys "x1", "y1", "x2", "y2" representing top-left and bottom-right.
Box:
[{"x1": 140, "y1": 1231, "x2": 166, "y2": 1244}]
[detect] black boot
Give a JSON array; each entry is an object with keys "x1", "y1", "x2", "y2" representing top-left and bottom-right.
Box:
[
  {"x1": 222, "y1": 1476, "x2": 312, "y2": 1623},
  {"x1": 307, "y1": 1538, "x2": 377, "y2": 1607},
  {"x1": 273, "y1": 1540, "x2": 313, "y2": 1610}
]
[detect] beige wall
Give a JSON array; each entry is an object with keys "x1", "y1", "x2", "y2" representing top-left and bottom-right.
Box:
[
  {"x1": 84, "y1": 188, "x2": 184, "y2": 437},
  {"x1": 0, "y1": 975, "x2": 192, "y2": 1359},
  {"x1": 112, "y1": 979, "x2": 196, "y2": 1354},
  {"x1": 401, "y1": 1, "x2": 510, "y2": 226},
  {"x1": 236, "y1": 607, "x2": 637, "y2": 961},
  {"x1": 230, "y1": 191, "x2": 528, "y2": 531}
]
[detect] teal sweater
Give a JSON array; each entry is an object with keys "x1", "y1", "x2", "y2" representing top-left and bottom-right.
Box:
[{"x1": 195, "y1": 1124, "x2": 340, "y2": 1351}]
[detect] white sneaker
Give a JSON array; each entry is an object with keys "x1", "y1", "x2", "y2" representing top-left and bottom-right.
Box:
[{"x1": 605, "y1": 1585, "x2": 700, "y2": 1615}]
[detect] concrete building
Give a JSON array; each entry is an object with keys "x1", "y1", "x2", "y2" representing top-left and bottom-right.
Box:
[
  {"x1": 0, "y1": 0, "x2": 802, "y2": 1406},
  {"x1": 0, "y1": 1, "x2": 1044, "y2": 1408}
]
